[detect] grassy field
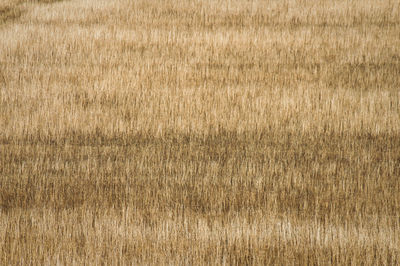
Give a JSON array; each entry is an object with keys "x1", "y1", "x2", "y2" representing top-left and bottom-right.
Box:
[{"x1": 1, "y1": 0, "x2": 400, "y2": 264}]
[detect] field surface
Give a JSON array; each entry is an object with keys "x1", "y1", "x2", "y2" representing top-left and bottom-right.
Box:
[{"x1": 1, "y1": 0, "x2": 400, "y2": 264}]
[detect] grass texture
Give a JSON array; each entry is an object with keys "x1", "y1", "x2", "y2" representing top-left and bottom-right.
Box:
[{"x1": 0, "y1": 0, "x2": 400, "y2": 264}]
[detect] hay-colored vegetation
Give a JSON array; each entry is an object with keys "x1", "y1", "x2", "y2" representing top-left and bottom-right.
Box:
[{"x1": 0, "y1": 0, "x2": 399, "y2": 264}]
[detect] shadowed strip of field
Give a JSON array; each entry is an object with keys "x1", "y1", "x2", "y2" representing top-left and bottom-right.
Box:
[{"x1": 1, "y1": 132, "x2": 399, "y2": 218}]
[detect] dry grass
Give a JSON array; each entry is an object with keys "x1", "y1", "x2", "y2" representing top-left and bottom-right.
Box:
[{"x1": 0, "y1": 0, "x2": 400, "y2": 264}]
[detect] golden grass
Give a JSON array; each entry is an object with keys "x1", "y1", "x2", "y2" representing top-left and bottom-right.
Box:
[{"x1": 0, "y1": 0, "x2": 399, "y2": 264}]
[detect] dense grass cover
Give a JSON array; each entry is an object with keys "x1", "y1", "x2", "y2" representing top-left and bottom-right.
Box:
[{"x1": 0, "y1": 0, "x2": 399, "y2": 264}]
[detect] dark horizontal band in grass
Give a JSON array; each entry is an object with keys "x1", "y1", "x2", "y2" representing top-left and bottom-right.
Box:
[
  {"x1": 1, "y1": 131, "x2": 399, "y2": 221},
  {"x1": 1, "y1": 129, "x2": 400, "y2": 146}
]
